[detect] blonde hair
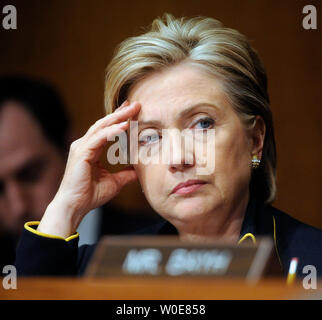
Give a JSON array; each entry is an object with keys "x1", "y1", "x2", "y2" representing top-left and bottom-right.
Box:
[{"x1": 104, "y1": 13, "x2": 277, "y2": 204}]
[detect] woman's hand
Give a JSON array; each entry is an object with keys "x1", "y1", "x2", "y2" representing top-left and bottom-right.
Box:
[{"x1": 37, "y1": 100, "x2": 141, "y2": 238}]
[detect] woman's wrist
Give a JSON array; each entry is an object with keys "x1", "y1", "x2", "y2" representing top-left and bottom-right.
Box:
[{"x1": 37, "y1": 197, "x2": 82, "y2": 239}]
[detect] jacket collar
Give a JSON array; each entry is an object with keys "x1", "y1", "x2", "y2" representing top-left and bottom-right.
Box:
[{"x1": 238, "y1": 196, "x2": 259, "y2": 243}]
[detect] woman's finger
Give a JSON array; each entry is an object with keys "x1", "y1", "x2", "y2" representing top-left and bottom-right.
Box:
[
  {"x1": 83, "y1": 121, "x2": 130, "y2": 164},
  {"x1": 114, "y1": 100, "x2": 130, "y2": 113},
  {"x1": 110, "y1": 166, "x2": 138, "y2": 189},
  {"x1": 93, "y1": 166, "x2": 137, "y2": 209},
  {"x1": 85, "y1": 101, "x2": 140, "y2": 138}
]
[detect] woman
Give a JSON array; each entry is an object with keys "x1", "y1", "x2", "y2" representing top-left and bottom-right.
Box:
[{"x1": 15, "y1": 14, "x2": 322, "y2": 277}]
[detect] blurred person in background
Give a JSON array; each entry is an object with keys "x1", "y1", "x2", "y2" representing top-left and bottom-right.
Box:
[{"x1": 0, "y1": 76, "x2": 159, "y2": 269}]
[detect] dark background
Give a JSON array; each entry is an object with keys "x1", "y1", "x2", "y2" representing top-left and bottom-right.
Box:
[{"x1": 1, "y1": 0, "x2": 321, "y2": 227}]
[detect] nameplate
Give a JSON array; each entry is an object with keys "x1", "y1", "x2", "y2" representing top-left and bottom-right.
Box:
[{"x1": 85, "y1": 236, "x2": 278, "y2": 281}]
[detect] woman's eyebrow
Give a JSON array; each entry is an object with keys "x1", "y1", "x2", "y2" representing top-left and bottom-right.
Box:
[
  {"x1": 138, "y1": 119, "x2": 163, "y2": 127},
  {"x1": 138, "y1": 102, "x2": 220, "y2": 127},
  {"x1": 175, "y1": 102, "x2": 220, "y2": 120}
]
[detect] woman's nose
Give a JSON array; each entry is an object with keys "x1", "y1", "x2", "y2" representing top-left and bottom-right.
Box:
[
  {"x1": 169, "y1": 158, "x2": 194, "y2": 172},
  {"x1": 164, "y1": 129, "x2": 195, "y2": 172}
]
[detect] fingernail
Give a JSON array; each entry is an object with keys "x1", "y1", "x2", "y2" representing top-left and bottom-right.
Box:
[
  {"x1": 115, "y1": 100, "x2": 129, "y2": 112},
  {"x1": 125, "y1": 101, "x2": 136, "y2": 109},
  {"x1": 122, "y1": 100, "x2": 130, "y2": 107},
  {"x1": 118, "y1": 120, "x2": 128, "y2": 126}
]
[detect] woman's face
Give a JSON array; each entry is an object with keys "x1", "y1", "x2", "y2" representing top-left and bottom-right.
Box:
[{"x1": 127, "y1": 62, "x2": 264, "y2": 231}]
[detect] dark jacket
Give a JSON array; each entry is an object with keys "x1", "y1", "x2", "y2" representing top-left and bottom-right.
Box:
[
  {"x1": 1, "y1": 202, "x2": 161, "y2": 273},
  {"x1": 15, "y1": 198, "x2": 322, "y2": 278}
]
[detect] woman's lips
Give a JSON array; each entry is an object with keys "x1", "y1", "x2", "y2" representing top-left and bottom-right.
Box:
[{"x1": 171, "y1": 180, "x2": 207, "y2": 195}]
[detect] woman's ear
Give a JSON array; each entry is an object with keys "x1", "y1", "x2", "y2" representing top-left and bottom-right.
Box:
[{"x1": 250, "y1": 115, "x2": 266, "y2": 158}]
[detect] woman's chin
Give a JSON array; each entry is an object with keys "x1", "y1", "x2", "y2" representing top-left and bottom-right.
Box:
[{"x1": 167, "y1": 197, "x2": 215, "y2": 223}]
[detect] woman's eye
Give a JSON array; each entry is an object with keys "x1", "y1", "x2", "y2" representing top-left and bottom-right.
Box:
[
  {"x1": 138, "y1": 133, "x2": 160, "y2": 146},
  {"x1": 194, "y1": 117, "x2": 215, "y2": 130}
]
